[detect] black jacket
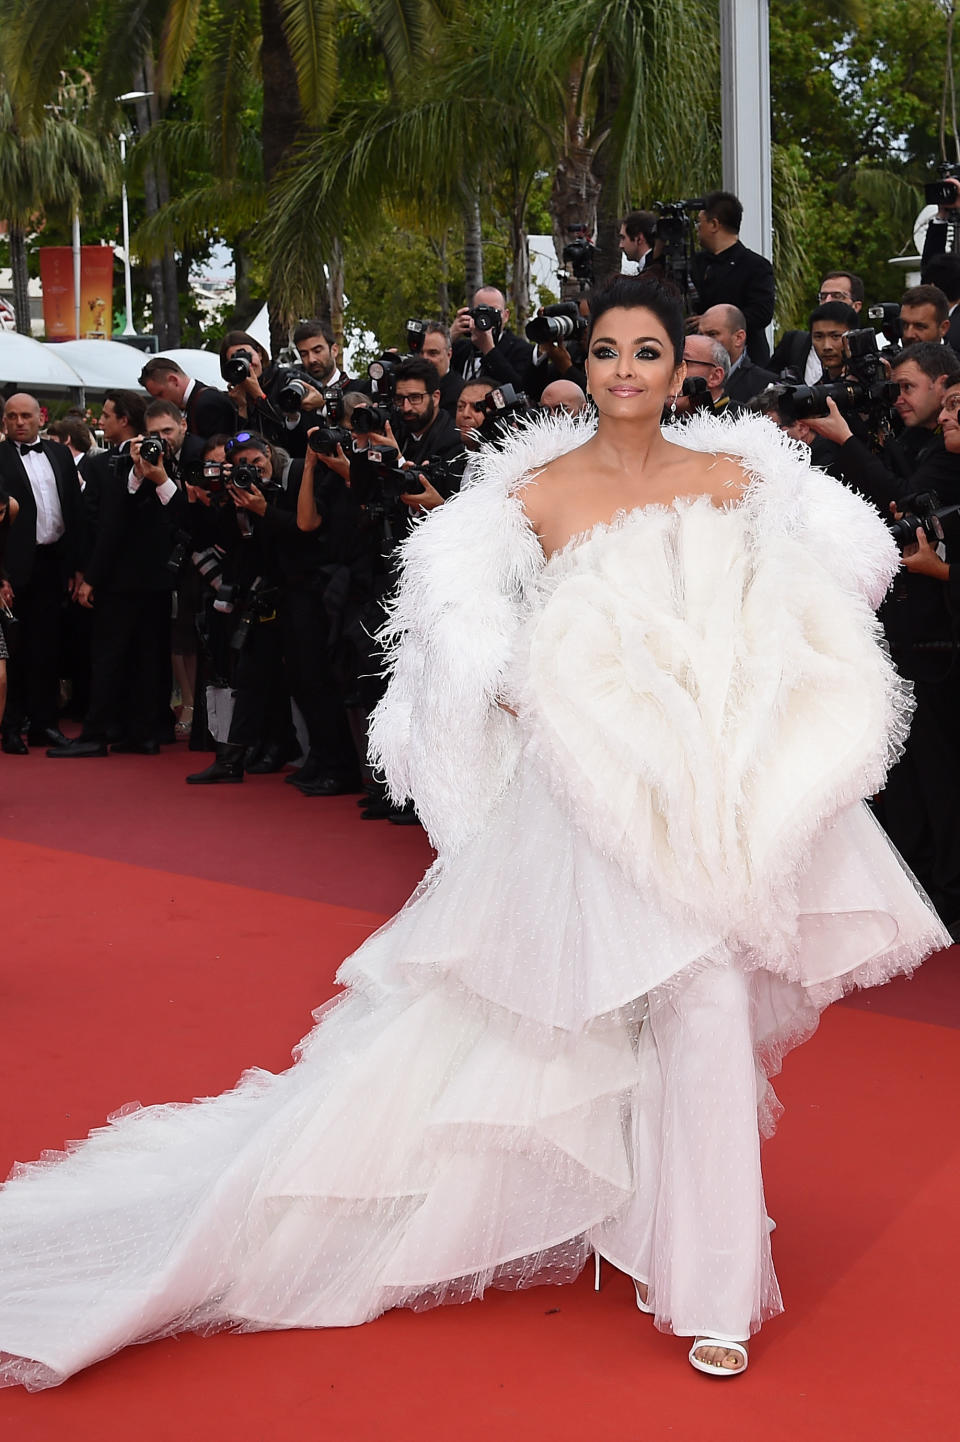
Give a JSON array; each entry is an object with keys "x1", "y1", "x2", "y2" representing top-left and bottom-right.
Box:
[
  {"x1": 725, "y1": 355, "x2": 777, "y2": 404},
  {"x1": 769, "y1": 330, "x2": 814, "y2": 379},
  {"x1": 184, "y1": 381, "x2": 238, "y2": 439},
  {"x1": 691, "y1": 241, "x2": 776, "y2": 365},
  {"x1": 84, "y1": 469, "x2": 188, "y2": 592},
  {"x1": 398, "y1": 407, "x2": 465, "y2": 468},
  {"x1": 0, "y1": 437, "x2": 84, "y2": 588},
  {"x1": 451, "y1": 328, "x2": 534, "y2": 390}
]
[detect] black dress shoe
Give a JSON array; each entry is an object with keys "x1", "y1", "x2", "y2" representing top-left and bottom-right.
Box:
[
  {"x1": 110, "y1": 740, "x2": 160, "y2": 755},
  {"x1": 1, "y1": 732, "x2": 29, "y2": 755},
  {"x1": 246, "y1": 743, "x2": 297, "y2": 775},
  {"x1": 298, "y1": 774, "x2": 363, "y2": 797},
  {"x1": 387, "y1": 802, "x2": 421, "y2": 826},
  {"x1": 47, "y1": 738, "x2": 109, "y2": 758},
  {"x1": 28, "y1": 726, "x2": 68, "y2": 748},
  {"x1": 360, "y1": 799, "x2": 393, "y2": 820}
]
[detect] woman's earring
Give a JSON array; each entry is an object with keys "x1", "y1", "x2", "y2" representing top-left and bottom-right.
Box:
[{"x1": 669, "y1": 394, "x2": 677, "y2": 417}]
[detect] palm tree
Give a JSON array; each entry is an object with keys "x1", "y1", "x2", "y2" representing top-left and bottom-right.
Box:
[{"x1": 0, "y1": 74, "x2": 115, "y2": 335}]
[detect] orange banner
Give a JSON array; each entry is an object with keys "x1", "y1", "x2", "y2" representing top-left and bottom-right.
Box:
[{"x1": 40, "y1": 246, "x2": 115, "y2": 340}]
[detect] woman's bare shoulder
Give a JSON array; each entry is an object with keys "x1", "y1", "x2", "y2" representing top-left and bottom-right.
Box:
[{"x1": 515, "y1": 446, "x2": 588, "y2": 525}]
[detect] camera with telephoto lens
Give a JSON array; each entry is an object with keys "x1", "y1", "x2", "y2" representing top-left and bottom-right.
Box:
[
  {"x1": 887, "y1": 490, "x2": 960, "y2": 553},
  {"x1": 275, "y1": 366, "x2": 318, "y2": 413},
  {"x1": 755, "y1": 327, "x2": 900, "y2": 424},
  {"x1": 367, "y1": 353, "x2": 401, "y2": 397},
  {"x1": 525, "y1": 301, "x2": 587, "y2": 347},
  {"x1": 139, "y1": 434, "x2": 169, "y2": 468},
  {"x1": 406, "y1": 319, "x2": 427, "y2": 353},
  {"x1": 560, "y1": 226, "x2": 596, "y2": 288},
  {"x1": 925, "y1": 162, "x2": 960, "y2": 208},
  {"x1": 678, "y1": 375, "x2": 717, "y2": 416},
  {"x1": 351, "y1": 403, "x2": 392, "y2": 435},
  {"x1": 222, "y1": 349, "x2": 254, "y2": 385},
  {"x1": 308, "y1": 425, "x2": 353, "y2": 456}
]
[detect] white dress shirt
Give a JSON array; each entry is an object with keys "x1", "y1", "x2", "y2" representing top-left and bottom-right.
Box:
[
  {"x1": 127, "y1": 470, "x2": 178, "y2": 505},
  {"x1": 19, "y1": 444, "x2": 65, "y2": 545}
]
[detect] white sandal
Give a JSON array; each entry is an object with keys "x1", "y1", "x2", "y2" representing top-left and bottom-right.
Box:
[
  {"x1": 688, "y1": 1337, "x2": 749, "y2": 1377},
  {"x1": 593, "y1": 1252, "x2": 653, "y2": 1313}
]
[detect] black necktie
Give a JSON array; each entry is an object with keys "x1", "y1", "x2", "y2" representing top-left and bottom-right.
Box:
[{"x1": 19, "y1": 442, "x2": 43, "y2": 455}]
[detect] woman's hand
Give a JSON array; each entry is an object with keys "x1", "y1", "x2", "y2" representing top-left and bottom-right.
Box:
[{"x1": 228, "y1": 482, "x2": 267, "y2": 517}]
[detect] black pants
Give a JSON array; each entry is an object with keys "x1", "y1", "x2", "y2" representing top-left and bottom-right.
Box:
[
  {"x1": 2, "y1": 547, "x2": 68, "y2": 734},
  {"x1": 283, "y1": 588, "x2": 356, "y2": 776},
  {"x1": 226, "y1": 616, "x2": 295, "y2": 752},
  {"x1": 83, "y1": 590, "x2": 173, "y2": 744},
  {"x1": 874, "y1": 662, "x2": 960, "y2": 924}
]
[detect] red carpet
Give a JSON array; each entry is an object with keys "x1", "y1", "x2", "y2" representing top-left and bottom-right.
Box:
[{"x1": 1, "y1": 747, "x2": 958, "y2": 1440}]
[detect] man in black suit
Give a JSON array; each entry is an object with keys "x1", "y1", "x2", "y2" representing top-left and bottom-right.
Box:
[
  {"x1": 450, "y1": 286, "x2": 533, "y2": 388},
  {"x1": 618, "y1": 211, "x2": 658, "y2": 272},
  {"x1": 770, "y1": 270, "x2": 864, "y2": 379},
  {"x1": 698, "y1": 304, "x2": 776, "y2": 403},
  {"x1": 0, "y1": 393, "x2": 84, "y2": 752},
  {"x1": 48, "y1": 436, "x2": 188, "y2": 758},
  {"x1": 142, "y1": 399, "x2": 206, "y2": 476},
  {"x1": 691, "y1": 191, "x2": 775, "y2": 365},
  {"x1": 138, "y1": 357, "x2": 237, "y2": 439}
]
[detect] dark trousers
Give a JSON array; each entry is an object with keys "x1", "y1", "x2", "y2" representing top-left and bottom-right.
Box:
[
  {"x1": 874, "y1": 664, "x2": 960, "y2": 924},
  {"x1": 226, "y1": 616, "x2": 295, "y2": 751},
  {"x1": 283, "y1": 588, "x2": 356, "y2": 775},
  {"x1": 83, "y1": 590, "x2": 173, "y2": 744},
  {"x1": 2, "y1": 547, "x2": 68, "y2": 734}
]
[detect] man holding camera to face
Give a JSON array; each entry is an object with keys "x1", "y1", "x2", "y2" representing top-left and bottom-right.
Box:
[
  {"x1": 450, "y1": 286, "x2": 533, "y2": 389},
  {"x1": 48, "y1": 431, "x2": 189, "y2": 759}
]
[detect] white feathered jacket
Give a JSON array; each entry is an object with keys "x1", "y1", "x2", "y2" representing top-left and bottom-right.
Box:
[{"x1": 368, "y1": 411, "x2": 907, "y2": 936}]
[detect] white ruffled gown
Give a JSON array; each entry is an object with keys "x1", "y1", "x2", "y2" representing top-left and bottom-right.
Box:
[{"x1": 0, "y1": 429, "x2": 949, "y2": 1390}]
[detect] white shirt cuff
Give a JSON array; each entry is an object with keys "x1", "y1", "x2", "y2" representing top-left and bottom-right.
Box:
[{"x1": 156, "y1": 478, "x2": 178, "y2": 505}]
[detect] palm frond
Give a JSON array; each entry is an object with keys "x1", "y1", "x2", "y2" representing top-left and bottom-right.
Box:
[{"x1": 277, "y1": 0, "x2": 339, "y2": 122}]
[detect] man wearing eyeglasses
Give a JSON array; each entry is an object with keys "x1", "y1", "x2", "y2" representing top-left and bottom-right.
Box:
[
  {"x1": 392, "y1": 357, "x2": 466, "y2": 469},
  {"x1": 677, "y1": 334, "x2": 737, "y2": 415},
  {"x1": 769, "y1": 271, "x2": 864, "y2": 381}
]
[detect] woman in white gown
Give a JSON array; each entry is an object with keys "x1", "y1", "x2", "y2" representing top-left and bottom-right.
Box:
[{"x1": 0, "y1": 277, "x2": 948, "y2": 1387}]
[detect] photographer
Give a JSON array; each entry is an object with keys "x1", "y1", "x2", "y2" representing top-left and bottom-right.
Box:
[
  {"x1": 677, "y1": 334, "x2": 735, "y2": 414},
  {"x1": 522, "y1": 300, "x2": 588, "y2": 403},
  {"x1": 263, "y1": 321, "x2": 351, "y2": 461},
  {"x1": 143, "y1": 399, "x2": 205, "y2": 475},
  {"x1": 450, "y1": 285, "x2": 533, "y2": 388},
  {"x1": 770, "y1": 272, "x2": 864, "y2": 381},
  {"x1": 392, "y1": 357, "x2": 465, "y2": 468},
  {"x1": 805, "y1": 341, "x2": 960, "y2": 507},
  {"x1": 186, "y1": 433, "x2": 298, "y2": 784},
  {"x1": 219, "y1": 330, "x2": 288, "y2": 448},
  {"x1": 48, "y1": 432, "x2": 188, "y2": 758},
  {"x1": 899, "y1": 283, "x2": 950, "y2": 345},
  {"x1": 691, "y1": 190, "x2": 775, "y2": 364},
  {"x1": 419, "y1": 323, "x2": 463, "y2": 417},
  {"x1": 455, "y1": 379, "x2": 497, "y2": 450}
]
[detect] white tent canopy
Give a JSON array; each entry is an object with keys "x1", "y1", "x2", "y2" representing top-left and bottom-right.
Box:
[
  {"x1": 53, "y1": 340, "x2": 146, "y2": 391},
  {"x1": 0, "y1": 332, "x2": 84, "y2": 389}
]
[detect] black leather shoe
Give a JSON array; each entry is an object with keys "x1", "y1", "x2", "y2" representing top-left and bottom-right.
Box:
[
  {"x1": 46, "y1": 738, "x2": 109, "y2": 758},
  {"x1": 246, "y1": 743, "x2": 296, "y2": 775},
  {"x1": 1, "y1": 731, "x2": 28, "y2": 755},
  {"x1": 110, "y1": 740, "x2": 160, "y2": 755},
  {"x1": 28, "y1": 726, "x2": 68, "y2": 748},
  {"x1": 360, "y1": 799, "x2": 393, "y2": 820},
  {"x1": 186, "y1": 743, "x2": 245, "y2": 784},
  {"x1": 387, "y1": 803, "x2": 420, "y2": 826},
  {"x1": 298, "y1": 774, "x2": 363, "y2": 797}
]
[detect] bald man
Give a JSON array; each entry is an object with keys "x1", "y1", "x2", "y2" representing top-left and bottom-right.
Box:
[
  {"x1": 450, "y1": 285, "x2": 533, "y2": 389},
  {"x1": 541, "y1": 379, "x2": 589, "y2": 416},
  {"x1": 698, "y1": 304, "x2": 775, "y2": 404},
  {"x1": 0, "y1": 393, "x2": 84, "y2": 751}
]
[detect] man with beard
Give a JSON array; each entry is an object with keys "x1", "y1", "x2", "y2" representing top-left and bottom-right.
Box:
[
  {"x1": 278, "y1": 320, "x2": 352, "y2": 458},
  {"x1": 393, "y1": 357, "x2": 465, "y2": 468}
]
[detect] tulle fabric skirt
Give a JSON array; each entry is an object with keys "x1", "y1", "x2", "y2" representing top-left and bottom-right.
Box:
[{"x1": 0, "y1": 750, "x2": 948, "y2": 1389}]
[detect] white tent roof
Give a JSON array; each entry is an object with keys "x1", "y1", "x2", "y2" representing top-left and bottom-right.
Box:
[
  {"x1": 0, "y1": 332, "x2": 84, "y2": 388},
  {"x1": 155, "y1": 347, "x2": 227, "y2": 390},
  {"x1": 53, "y1": 340, "x2": 146, "y2": 391}
]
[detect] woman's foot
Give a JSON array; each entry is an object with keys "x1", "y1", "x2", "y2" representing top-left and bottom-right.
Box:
[{"x1": 688, "y1": 1339, "x2": 749, "y2": 1375}]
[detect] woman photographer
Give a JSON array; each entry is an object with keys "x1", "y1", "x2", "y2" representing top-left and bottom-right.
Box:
[{"x1": 219, "y1": 330, "x2": 287, "y2": 448}]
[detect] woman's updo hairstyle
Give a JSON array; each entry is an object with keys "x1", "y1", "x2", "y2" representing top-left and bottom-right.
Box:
[{"x1": 586, "y1": 275, "x2": 685, "y2": 365}]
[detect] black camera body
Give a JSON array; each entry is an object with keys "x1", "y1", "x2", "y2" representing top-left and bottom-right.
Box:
[
  {"x1": 139, "y1": 434, "x2": 169, "y2": 468},
  {"x1": 476, "y1": 383, "x2": 531, "y2": 443},
  {"x1": 351, "y1": 404, "x2": 392, "y2": 435},
  {"x1": 678, "y1": 375, "x2": 717, "y2": 416},
  {"x1": 367, "y1": 354, "x2": 401, "y2": 398},
  {"x1": 469, "y1": 304, "x2": 502, "y2": 339},
  {"x1": 924, "y1": 162, "x2": 960, "y2": 208},
  {"x1": 275, "y1": 366, "x2": 318, "y2": 413},
  {"x1": 766, "y1": 327, "x2": 899, "y2": 424},
  {"x1": 525, "y1": 301, "x2": 586, "y2": 347},
  {"x1": 229, "y1": 459, "x2": 265, "y2": 492},
  {"x1": 308, "y1": 425, "x2": 353, "y2": 456},
  {"x1": 560, "y1": 227, "x2": 596, "y2": 288},
  {"x1": 222, "y1": 349, "x2": 254, "y2": 385},
  {"x1": 888, "y1": 489, "x2": 960, "y2": 553}
]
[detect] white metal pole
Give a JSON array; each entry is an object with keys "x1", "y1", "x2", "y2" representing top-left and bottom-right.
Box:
[
  {"x1": 72, "y1": 209, "x2": 82, "y2": 340},
  {"x1": 719, "y1": 0, "x2": 773, "y2": 261},
  {"x1": 119, "y1": 132, "x2": 136, "y2": 336}
]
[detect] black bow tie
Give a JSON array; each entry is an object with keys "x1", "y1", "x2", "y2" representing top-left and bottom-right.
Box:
[{"x1": 19, "y1": 442, "x2": 43, "y2": 455}]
